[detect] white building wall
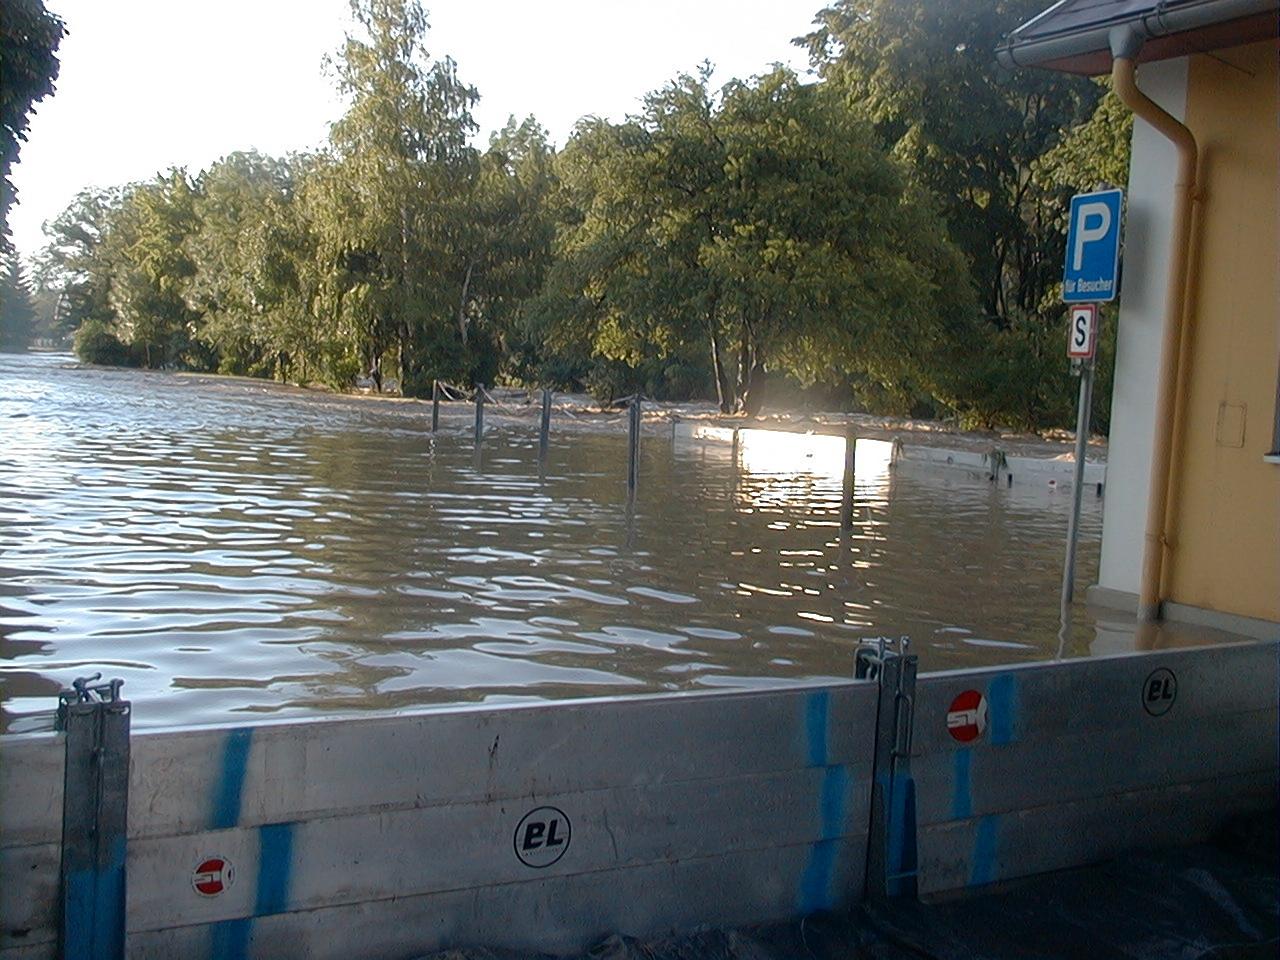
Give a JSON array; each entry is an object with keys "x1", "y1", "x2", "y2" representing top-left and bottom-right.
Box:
[{"x1": 1095, "y1": 58, "x2": 1189, "y2": 602}]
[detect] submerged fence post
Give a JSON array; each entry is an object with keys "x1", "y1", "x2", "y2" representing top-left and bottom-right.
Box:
[
  {"x1": 431, "y1": 380, "x2": 441, "y2": 432},
  {"x1": 627, "y1": 397, "x2": 642, "y2": 495},
  {"x1": 539, "y1": 387, "x2": 552, "y2": 458},
  {"x1": 57, "y1": 675, "x2": 130, "y2": 960},
  {"x1": 474, "y1": 384, "x2": 485, "y2": 445},
  {"x1": 841, "y1": 429, "x2": 857, "y2": 530}
]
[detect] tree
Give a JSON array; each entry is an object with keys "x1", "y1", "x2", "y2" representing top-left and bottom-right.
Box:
[
  {"x1": 0, "y1": 0, "x2": 65, "y2": 248},
  {"x1": 451, "y1": 116, "x2": 558, "y2": 386},
  {"x1": 188, "y1": 151, "x2": 322, "y2": 379},
  {"x1": 0, "y1": 253, "x2": 37, "y2": 349},
  {"x1": 804, "y1": 0, "x2": 1101, "y2": 323},
  {"x1": 36, "y1": 186, "x2": 124, "y2": 347},
  {"x1": 317, "y1": 0, "x2": 479, "y2": 394},
  {"x1": 103, "y1": 171, "x2": 204, "y2": 368},
  {"x1": 539, "y1": 68, "x2": 980, "y2": 416}
]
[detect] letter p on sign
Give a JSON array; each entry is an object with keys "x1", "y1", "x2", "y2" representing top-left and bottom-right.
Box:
[{"x1": 1071, "y1": 203, "x2": 1112, "y2": 270}]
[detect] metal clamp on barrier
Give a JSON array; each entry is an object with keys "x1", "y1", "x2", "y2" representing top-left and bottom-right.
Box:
[
  {"x1": 56, "y1": 674, "x2": 131, "y2": 960},
  {"x1": 856, "y1": 640, "x2": 918, "y2": 899}
]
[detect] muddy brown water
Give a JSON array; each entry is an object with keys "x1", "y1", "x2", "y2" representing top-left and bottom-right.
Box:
[{"x1": 1, "y1": 352, "x2": 1108, "y2": 732}]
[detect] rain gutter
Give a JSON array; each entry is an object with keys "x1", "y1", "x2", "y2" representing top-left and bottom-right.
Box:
[
  {"x1": 1108, "y1": 26, "x2": 1200, "y2": 622},
  {"x1": 995, "y1": 0, "x2": 1275, "y2": 68}
]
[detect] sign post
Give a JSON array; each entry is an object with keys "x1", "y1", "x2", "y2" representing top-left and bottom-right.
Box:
[{"x1": 1061, "y1": 190, "x2": 1122, "y2": 609}]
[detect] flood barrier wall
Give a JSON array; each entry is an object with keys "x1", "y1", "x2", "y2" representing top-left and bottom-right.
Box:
[
  {"x1": 1, "y1": 683, "x2": 877, "y2": 960},
  {"x1": 1, "y1": 641, "x2": 1275, "y2": 959}
]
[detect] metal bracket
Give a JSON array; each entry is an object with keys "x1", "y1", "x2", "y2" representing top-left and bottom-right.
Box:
[
  {"x1": 858, "y1": 640, "x2": 919, "y2": 899},
  {"x1": 57, "y1": 674, "x2": 130, "y2": 960}
]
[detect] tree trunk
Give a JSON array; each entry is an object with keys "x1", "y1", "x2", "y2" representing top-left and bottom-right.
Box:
[
  {"x1": 742, "y1": 361, "x2": 767, "y2": 417},
  {"x1": 710, "y1": 329, "x2": 731, "y2": 414},
  {"x1": 735, "y1": 323, "x2": 753, "y2": 413},
  {"x1": 457, "y1": 260, "x2": 474, "y2": 349}
]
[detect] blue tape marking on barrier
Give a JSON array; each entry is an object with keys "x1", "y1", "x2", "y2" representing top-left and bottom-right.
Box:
[
  {"x1": 799, "y1": 838, "x2": 839, "y2": 914},
  {"x1": 64, "y1": 832, "x2": 128, "y2": 958},
  {"x1": 211, "y1": 917, "x2": 253, "y2": 960},
  {"x1": 970, "y1": 814, "x2": 1001, "y2": 887},
  {"x1": 254, "y1": 822, "x2": 295, "y2": 916},
  {"x1": 798, "y1": 692, "x2": 846, "y2": 914},
  {"x1": 63, "y1": 867, "x2": 95, "y2": 957},
  {"x1": 820, "y1": 764, "x2": 850, "y2": 840},
  {"x1": 213, "y1": 727, "x2": 255, "y2": 830},
  {"x1": 987, "y1": 674, "x2": 1018, "y2": 745},
  {"x1": 96, "y1": 835, "x2": 127, "y2": 959},
  {"x1": 951, "y1": 748, "x2": 973, "y2": 820},
  {"x1": 885, "y1": 771, "x2": 918, "y2": 894},
  {"x1": 805, "y1": 690, "x2": 830, "y2": 766}
]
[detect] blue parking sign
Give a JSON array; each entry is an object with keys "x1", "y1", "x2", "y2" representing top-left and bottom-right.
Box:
[{"x1": 1063, "y1": 188, "x2": 1123, "y2": 302}]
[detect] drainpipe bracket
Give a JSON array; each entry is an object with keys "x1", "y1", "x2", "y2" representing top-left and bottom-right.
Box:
[{"x1": 1109, "y1": 25, "x2": 1146, "y2": 59}]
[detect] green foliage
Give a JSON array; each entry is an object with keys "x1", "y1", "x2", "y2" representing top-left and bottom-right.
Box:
[
  {"x1": 35, "y1": 0, "x2": 1136, "y2": 432},
  {"x1": 188, "y1": 151, "x2": 321, "y2": 379},
  {"x1": 73, "y1": 316, "x2": 137, "y2": 366},
  {"x1": 1036, "y1": 81, "x2": 1134, "y2": 195},
  {"x1": 803, "y1": 0, "x2": 1130, "y2": 428},
  {"x1": 0, "y1": 0, "x2": 64, "y2": 249},
  {"x1": 0, "y1": 253, "x2": 36, "y2": 348},
  {"x1": 539, "y1": 67, "x2": 983, "y2": 416},
  {"x1": 316, "y1": 0, "x2": 481, "y2": 394}
]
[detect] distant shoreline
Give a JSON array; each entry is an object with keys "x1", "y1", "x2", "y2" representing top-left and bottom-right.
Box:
[{"x1": 7, "y1": 351, "x2": 1105, "y2": 464}]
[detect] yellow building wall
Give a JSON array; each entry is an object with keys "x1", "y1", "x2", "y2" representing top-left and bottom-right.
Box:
[{"x1": 1167, "y1": 39, "x2": 1280, "y2": 622}]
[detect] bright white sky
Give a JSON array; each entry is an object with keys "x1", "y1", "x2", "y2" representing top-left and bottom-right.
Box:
[{"x1": 10, "y1": 0, "x2": 820, "y2": 261}]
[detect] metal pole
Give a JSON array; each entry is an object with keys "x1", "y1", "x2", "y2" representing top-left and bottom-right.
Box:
[
  {"x1": 840, "y1": 429, "x2": 857, "y2": 530},
  {"x1": 432, "y1": 380, "x2": 440, "y2": 432},
  {"x1": 1061, "y1": 360, "x2": 1095, "y2": 606},
  {"x1": 474, "y1": 384, "x2": 485, "y2": 445},
  {"x1": 627, "y1": 398, "x2": 642, "y2": 494},
  {"x1": 58, "y1": 676, "x2": 130, "y2": 960},
  {"x1": 539, "y1": 387, "x2": 551, "y2": 458}
]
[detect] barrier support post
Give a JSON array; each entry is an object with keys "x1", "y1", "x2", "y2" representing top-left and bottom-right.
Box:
[
  {"x1": 474, "y1": 384, "x2": 485, "y2": 445},
  {"x1": 57, "y1": 675, "x2": 131, "y2": 960},
  {"x1": 432, "y1": 379, "x2": 441, "y2": 432},
  {"x1": 856, "y1": 644, "x2": 918, "y2": 899}
]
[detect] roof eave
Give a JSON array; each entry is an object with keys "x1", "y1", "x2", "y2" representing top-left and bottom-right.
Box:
[{"x1": 997, "y1": 0, "x2": 1280, "y2": 74}]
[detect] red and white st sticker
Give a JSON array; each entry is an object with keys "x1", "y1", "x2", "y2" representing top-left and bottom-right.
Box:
[
  {"x1": 947, "y1": 690, "x2": 988, "y2": 743},
  {"x1": 192, "y1": 856, "x2": 235, "y2": 896}
]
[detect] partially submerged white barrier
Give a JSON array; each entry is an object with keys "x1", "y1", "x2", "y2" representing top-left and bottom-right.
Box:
[
  {"x1": 1, "y1": 683, "x2": 877, "y2": 960},
  {"x1": 670, "y1": 419, "x2": 1108, "y2": 486},
  {"x1": 3, "y1": 641, "x2": 1275, "y2": 959}
]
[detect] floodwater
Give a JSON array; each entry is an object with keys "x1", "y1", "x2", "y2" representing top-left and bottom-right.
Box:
[{"x1": 1, "y1": 352, "x2": 1108, "y2": 732}]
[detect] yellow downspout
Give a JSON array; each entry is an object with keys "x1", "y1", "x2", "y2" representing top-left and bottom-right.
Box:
[{"x1": 1109, "y1": 30, "x2": 1199, "y2": 623}]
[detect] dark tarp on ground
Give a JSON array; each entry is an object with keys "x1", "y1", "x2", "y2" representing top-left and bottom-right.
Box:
[{"x1": 413, "y1": 812, "x2": 1279, "y2": 960}]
